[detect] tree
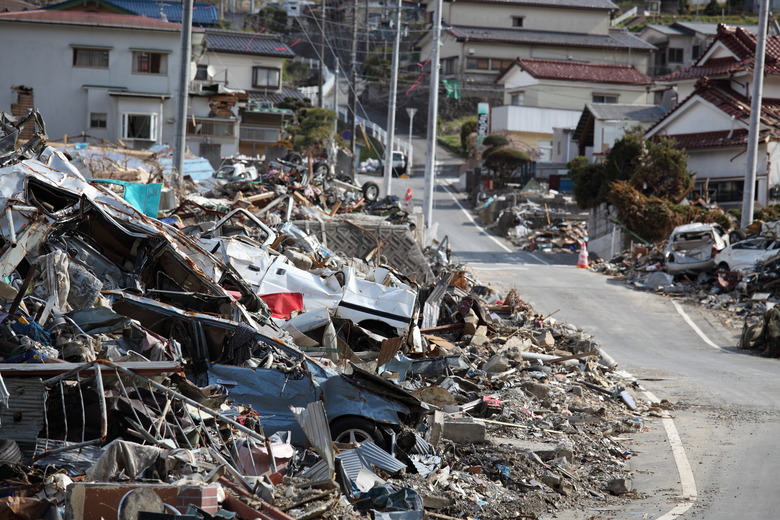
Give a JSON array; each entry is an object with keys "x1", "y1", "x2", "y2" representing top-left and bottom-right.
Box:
[
  {"x1": 483, "y1": 148, "x2": 530, "y2": 188},
  {"x1": 703, "y1": 0, "x2": 721, "y2": 16},
  {"x1": 294, "y1": 107, "x2": 337, "y2": 156},
  {"x1": 481, "y1": 134, "x2": 510, "y2": 159},
  {"x1": 460, "y1": 118, "x2": 477, "y2": 153}
]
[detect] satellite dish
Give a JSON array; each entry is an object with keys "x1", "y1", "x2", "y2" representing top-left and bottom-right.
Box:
[{"x1": 207, "y1": 65, "x2": 216, "y2": 78}]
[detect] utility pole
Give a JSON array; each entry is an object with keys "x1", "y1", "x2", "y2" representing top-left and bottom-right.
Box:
[
  {"x1": 423, "y1": 0, "x2": 442, "y2": 229},
  {"x1": 318, "y1": 0, "x2": 325, "y2": 108},
  {"x1": 741, "y1": 0, "x2": 769, "y2": 228},
  {"x1": 383, "y1": 0, "x2": 402, "y2": 196},
  {"x1": 330, "y1": 57, "x2": 340, "y2": 168},
  {"x1": 350, "y1": 0, "x2": 358, "y2": 166},
  {"x1": 173, "y1": 0, "x2": 193, "y2": 189}
]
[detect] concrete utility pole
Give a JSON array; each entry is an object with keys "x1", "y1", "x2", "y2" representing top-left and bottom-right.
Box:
[
  {"x1": 173, "y1": 0, "x2": 194, "y2": 188},
  {"x1": 350, "y1": 0, "x2": 359, "y2": 164},
  {"x1": 383, "y1": 0, "x2": 402, "y2": 197},
  {"x1": 741, "y1": 0, "x2": 770, "y2": 228},
  {"x1": 318, "y1": 0, "x2": 325, "y2": 108},
  {"x1": 423, "y1": 0, "x2": 442, "y2": 229}
]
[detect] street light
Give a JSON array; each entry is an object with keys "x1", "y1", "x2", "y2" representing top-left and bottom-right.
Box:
[{"x1": 406, "y1": 107, "x2": 417, "y2": 168}]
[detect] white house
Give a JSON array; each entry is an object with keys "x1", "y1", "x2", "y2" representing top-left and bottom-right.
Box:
[
  {"x1": 572, "y1": 103, "x2": 667, "y2": 162},
  {"x1": 0, "y1": 10, "x2": 193, "y2": 149},
  {"x1": 650, "y1": 24, "x2": 780, "y2": 208},
  {"x1": 492, "y1": 58, "x2": 655, "y2": 160}
]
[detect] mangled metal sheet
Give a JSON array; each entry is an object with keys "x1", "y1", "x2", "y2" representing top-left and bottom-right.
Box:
[{"x1": 0, "y1": 377, "x2": 45, "y2": 451}]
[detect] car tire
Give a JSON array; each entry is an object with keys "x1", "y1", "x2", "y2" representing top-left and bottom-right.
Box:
[
  {"x1": 717, "y1": 262, "x2": 730, "y2": 272},
  {"x1": 284, "y1": 151, "x2": 303, "y2": 165},
  {"x1": 330, "y1": 416, "x2": 386, "y2": 448},
  {"x1": 729, "y1": 229, "x2": 747, "y2": 244},
  {"x1": 0, "y1": 439, "x2": 22, "y2": 479},
  {"x1": 313, "y1": 161, "x2": 329, "y2": 177},
  {"x1": 361, "y1": 181, "x2": 380, "y2": 202}
]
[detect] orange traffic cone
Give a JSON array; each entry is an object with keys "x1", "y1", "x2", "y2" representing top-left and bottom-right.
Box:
[{"x1": 577, "y1": 240, "x2": 589, "y2": 269}]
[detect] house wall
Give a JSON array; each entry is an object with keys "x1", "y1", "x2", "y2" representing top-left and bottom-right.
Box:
[
  {"x1": 438, "y1": 2, "x2": 610, "y2": 34},
  {"x1": 0, "y1": 21, "x2": 181, "y2": 145},
  {"x1": 197, "y1": 51, "x2": 285, "y2": 93},
  {"x1": 501, "y1": 71, "x2": 651, "y2": 110}
]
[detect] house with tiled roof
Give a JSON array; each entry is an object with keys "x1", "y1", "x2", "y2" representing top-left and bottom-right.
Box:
[
  {"x1": 491, "y1": 58, "x2": 655, "y2": 160},
  {"x1": 571, "y1": 103, "x2": 666, "y2": 161},
  {"x1": 415, "y1": 0, "x2": 655, "y2": 100},
  {"x1": 647, "y1": 25, "x2": 780, "y2": 207},
  {"x1": 194, "y1": 30, "x2": 301, "y2": 158},
  {"x1": 44, "y1": 0, "x2": 218, "y2": 26},
  {"x1": 0, "y1": 10, "x2": 193, "y2": 149}
]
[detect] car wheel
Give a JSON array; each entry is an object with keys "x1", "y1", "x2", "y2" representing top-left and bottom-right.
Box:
[
  {"x1": 362, "y1": 181, "x2": 380, "y2": 202},
  {"x1": 0, "y1": 439, "x2": 22, "y2": 479},
  {"x1": 313, "y1": 161, "x2": 329, "y2": 177},
  {"x1": 330, "y1": 416, "x2": 386, "y2": 447},
  {"x1": 284, "y1": 151, "x2": 303, "y2": 165},
  {"x1": 729, "y1": 229, "x2": 747, "y2": 244},
  {"x1": 717, "y1": 262, "x2": 730, "y2": 272}
]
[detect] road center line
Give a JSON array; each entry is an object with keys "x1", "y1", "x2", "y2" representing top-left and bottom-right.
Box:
[
  {"x1": 438, "y1": 180, "x2": 551, "y2": 265},
  {"x1": 672, "y1": 300, "x2": 727, "y2": 351},
  {"x1": 642, "y1": 388, "x2": 698, "y2": 518}
]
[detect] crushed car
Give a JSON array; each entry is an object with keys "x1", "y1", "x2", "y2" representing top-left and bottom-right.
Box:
[{"x1": 664, "y1": 222, "x2": 729, "y2": 274}]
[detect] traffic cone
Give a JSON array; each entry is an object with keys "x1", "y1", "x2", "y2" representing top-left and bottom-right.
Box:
[{"x1": 577, "y1": 240, "x2": 589, "y2": 269}]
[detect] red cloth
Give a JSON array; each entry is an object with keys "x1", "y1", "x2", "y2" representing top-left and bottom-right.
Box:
[{"x1": 259, "y1": 292, "x2": 305, "y2": 319}]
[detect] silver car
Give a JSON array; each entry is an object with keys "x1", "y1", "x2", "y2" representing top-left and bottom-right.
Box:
[{"x1": 665, "y1": 223, "x2": 729, "y2": 274}]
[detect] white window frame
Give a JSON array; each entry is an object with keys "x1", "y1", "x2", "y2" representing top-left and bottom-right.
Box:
[
  {"x1": 73, "y1": 47, "x2": 109, "y2": 69},
  {"x1": 121, "y1": 112, "x2": 158, "y2": 141}
]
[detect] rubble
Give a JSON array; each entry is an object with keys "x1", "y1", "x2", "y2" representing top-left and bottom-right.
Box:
[{"x1": 0, "y1": 111, "x2": 654, "y2": 520}]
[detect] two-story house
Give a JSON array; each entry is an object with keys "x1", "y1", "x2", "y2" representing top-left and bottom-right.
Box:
[
  {"x1": 0, "y1": 10, "x2": 192, "y2": 149},
  {"x1": 194, "y1": 30, "x2": 301, "y2": 158},
  {"x1": 44, "y1": 0, "x2": 219, "y2": 26},
  {"x1": 416, "y1": 0, "x2": 656, "y2": 92},
  {"x1": 492, "y1": 58, "x2": 655, "y2": 160},
  {"x1": 649, "y1": 24, "x2": 780, "y2": 208}
]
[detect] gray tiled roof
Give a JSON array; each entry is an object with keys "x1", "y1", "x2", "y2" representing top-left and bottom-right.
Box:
[
  {"x1": 248, "y1": 87, "x2": 306, "y2": 106},
  {"x1": 586, "y1": 103, "x2": 666, "y2": 122},
  {"x1": 205, "y1": 30, "x2": 296, "y2": 58},
  {"x1": 449, "y1": 25, "x2": 657, "y2": 50},
  {"x1": 451, "y1": 0, "x2": 617, "y2": 8}
]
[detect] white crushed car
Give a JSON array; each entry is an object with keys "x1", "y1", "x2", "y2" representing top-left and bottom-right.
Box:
[
  {"x1": 664, "y1": 223, "x2": 729, "y2": 274},
  {"x1": 714, "y1": 237, "x2": 780, "y2": 272}
]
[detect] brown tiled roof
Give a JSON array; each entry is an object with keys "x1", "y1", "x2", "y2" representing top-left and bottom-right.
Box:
[
  {"x1": 648, "y1": 78, "x2": 780, "y2": 148},
  {"x1": 659, "y1": 24, "x2": 780, "y2": 81},
  {"x1": 0, "y1": 9, "x2": 183, "y2": 30},
  {"x1": 515, "y1": 58, "x2": 653, "y2": 85}
]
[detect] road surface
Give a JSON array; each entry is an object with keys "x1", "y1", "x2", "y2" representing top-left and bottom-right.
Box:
[{"x1": 362, "y1": 139, "x2": 780, "y2": 519}]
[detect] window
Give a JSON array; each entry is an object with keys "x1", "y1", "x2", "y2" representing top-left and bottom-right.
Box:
[
  {"x1": 122, "y1": 113, "x2": 157, "y2": 140},
  {"x1": 692, "y1": 44, "x2": 701, "y2": 59},
  {"x1": 73, "y1": 47, "x2": 109, "y2": 69},
  {"x1": 512, "y1": 16, "x2": 524, "y2": 27},
  {"x1": 510, "y1": 92, "x2": 525, "y2": 106},
  {"x1": 592, "y1": 94, "x2": 618, "y2": 103},
  {"x1": 133, "y1": 51, "x2": 167, "y2": 74},
  {"x1": 252, "y1": 67, "x2": 281, "y2": 88},
  {"x1": 668, "y1": 47, "x2": 684, "y2": 63},
  {"x1": 441, "y1": 57, "x2": 457, "y2": 75},
  {"x1": 187, "y1": 119, "x2": 235, "y2": 137},
  {"x1": 90, "y1": 112, "x2": 107, "y2": 128},
  {"x1": 466, "y1": 57, "x2": 513, "y2": 72}
]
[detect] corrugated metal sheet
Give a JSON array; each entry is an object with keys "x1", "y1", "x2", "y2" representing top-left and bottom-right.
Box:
[
  {"x1": 336, "y1": 440, "x2": 407, "y2": 481},
  {"x1": 32, "y1": 439, "x2": 103, "y2": 472},
  {"x1": 291, "y1": 401, "x2": 335, "y2": 474},
  {"x1": 0, "y1": 378, "x2": 45, "y2": 452}
]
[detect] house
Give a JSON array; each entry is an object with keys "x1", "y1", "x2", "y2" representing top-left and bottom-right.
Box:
[
  {"x1": 572, "y1": 103, "x2": 667, "y2": 161},
  {"x1": 44, "y1": 0, "x2": 219, "y2": 26},
  {"x1": 492, "y1": 58, "x2": 655, "y2": 160},
  {"x1": 195, "y1": 30, "x2": 302, "y2": 158},
  {"x1": 415, "y1": 0, "x2": 656, "y2": 94},
  {"x1": 0, "y1": 10, "x2": 192, "y2": 149},
  {"x1": 0, "y1": 0, "x2": 34, "y2": 12},
  {"x1": 649, "y1": 24, "x2": 780, "y2": 208},
  {"x1": 638, "y1": 22, "x2": 758, "y2": 77}
]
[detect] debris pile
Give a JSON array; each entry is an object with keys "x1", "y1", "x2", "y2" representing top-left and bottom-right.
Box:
[{"x1": 0, "y1": 111, "x2": 653, "y2": 520}]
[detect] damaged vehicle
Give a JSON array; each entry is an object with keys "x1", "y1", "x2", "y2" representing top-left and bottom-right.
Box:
[
  {"x1": 664, "y1": 222, "x2": 729, "y2": 274},
  {"x1": 714, "y1": 237, "x2": 780, "y2": 272},
  {"x1": 196, "y1": 209, "x2": 419, "y2": 339},
  {"x1": 108, "y1": 291, "x2": 425, "y2": 446}
]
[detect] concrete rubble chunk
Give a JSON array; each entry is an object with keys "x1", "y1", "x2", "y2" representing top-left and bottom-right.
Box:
[
  {"x1": 441, "y1": 417, "x2": 487, "y2": 443},
  {"x1": 482, "y1": 354, "x2": 510, "y2": 373}
]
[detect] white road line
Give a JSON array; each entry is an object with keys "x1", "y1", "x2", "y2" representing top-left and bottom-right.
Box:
[
  {"x1": 472, "y1": 266, "x2": 530, "y2": 271},
  {"x1": 643, "y1": 388, "x2": 698, "y2": 518},
  {"x1": 672, "y1": 300, "x2": 727, "y2": 351},
  {"x1": 438, "y1": 180, "x2": 551, "y2": 265}
]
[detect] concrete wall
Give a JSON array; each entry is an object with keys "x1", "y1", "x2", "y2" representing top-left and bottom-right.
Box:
[{"x1": 493, "y1": 105, "x2": 582, "y2": 135}]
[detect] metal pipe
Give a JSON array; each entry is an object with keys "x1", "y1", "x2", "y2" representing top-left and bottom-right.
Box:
[
  {"x1": 6, "y1": 208, "x2": 16, "y2": 246},
  {"x1": 93, "y1": 364, "x2": 107, "y2": 440}
]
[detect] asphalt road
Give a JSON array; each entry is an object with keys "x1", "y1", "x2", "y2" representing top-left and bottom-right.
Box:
[{"x1": 363, "y1": 138, "x2": 780, "y2": 519}]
